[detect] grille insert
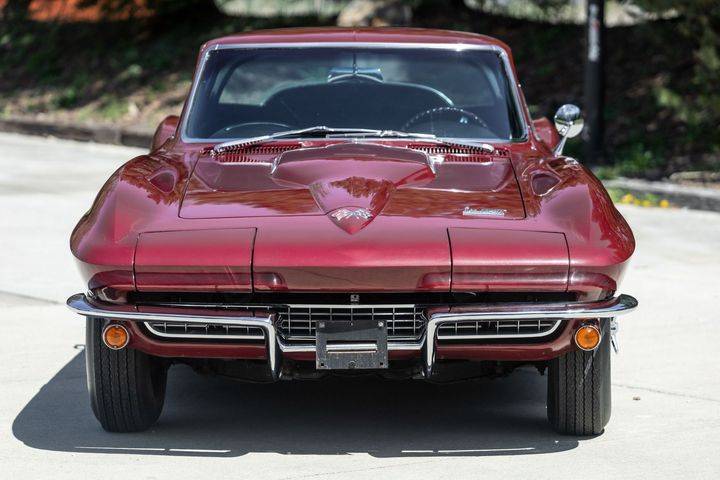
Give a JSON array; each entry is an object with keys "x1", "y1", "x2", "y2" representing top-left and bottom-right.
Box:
[
  {"x1": 144, "y1": 321, "x2": 265, "y2": 340},
  {"x1": 278, "y1": 305, "x2": 426, "y2": 342},
  {"x1": 437, "y1": 319, "x2": 561, "y2": 340}
]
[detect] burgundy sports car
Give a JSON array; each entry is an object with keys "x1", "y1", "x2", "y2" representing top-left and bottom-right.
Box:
[{"x1": 67, "y1": 28, "x2": 637, "y2": 435}]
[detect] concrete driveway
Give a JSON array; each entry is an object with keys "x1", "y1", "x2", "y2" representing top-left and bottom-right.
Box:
[{"x1": 1, "y1": 132, "x2": 718, "y2": 479}]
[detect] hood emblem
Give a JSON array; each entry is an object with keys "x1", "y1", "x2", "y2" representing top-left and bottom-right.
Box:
[
  {"x1": 270, "y1": 143, "x2": 437, "y2": 234},
  {"x1": 463, "y1": 206, "x2": 507, "y2": 217},
  {"x1": 328, "y1": 207, "x2": 374, "y2": 234},
  {"x1": 331, "y1": 207, "x2": 373, "y2": 221}
]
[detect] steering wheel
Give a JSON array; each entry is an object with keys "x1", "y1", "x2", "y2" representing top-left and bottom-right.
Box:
[
  {"x1": 402, "y1": 107, "x2": 489, "y2": 132},
  {"x1": 210, "y1": 122, "x2": 293, "y2": 138}
]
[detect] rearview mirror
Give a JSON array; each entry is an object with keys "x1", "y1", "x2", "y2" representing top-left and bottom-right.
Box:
[{"x1": 553, "y1": 104, "x2": 584, "y2": 156}]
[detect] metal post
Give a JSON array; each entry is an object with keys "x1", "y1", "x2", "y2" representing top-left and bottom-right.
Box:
[{"x1": 584, "y1": 0, "x2": 605, "y2": 164}]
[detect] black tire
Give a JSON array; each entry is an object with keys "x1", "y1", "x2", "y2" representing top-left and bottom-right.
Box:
[
  {"x1": 547, "y1": 319, "x2": 611, "y2": 436},
  {"x1": 85, "y1": 318, "x2": 168, "y2": 432}
]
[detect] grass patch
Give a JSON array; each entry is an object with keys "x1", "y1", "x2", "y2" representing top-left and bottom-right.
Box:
[
  {"x1": 0, "y1": 12, "x2": 333, "y2": 128},
  {"x1": 595, "y1": 144, "x2": 667, "y2": 180}
]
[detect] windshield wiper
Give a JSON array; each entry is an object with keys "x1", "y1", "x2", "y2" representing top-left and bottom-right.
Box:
[
  {"x1": 213, "y1": 126, "x2": 385, "y2": 153},
  {"x1": 213, "y1": 125, "x2": 494, "y2": 154},
  {"x1": 329, "y1": 130, "x2": 495, "y2": 153},
  {"x1": 326, "y1": 129, "x2": 434, "y2": 140}
]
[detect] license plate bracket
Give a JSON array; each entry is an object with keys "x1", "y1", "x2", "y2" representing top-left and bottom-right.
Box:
[{"x1": 316, "y1": 319, "x2": 388, "y2": 370}]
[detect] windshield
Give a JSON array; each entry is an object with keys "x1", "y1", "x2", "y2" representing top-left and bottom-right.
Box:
[{"x1": 184, "y1": 46, "x2": 525, "y2": 142}]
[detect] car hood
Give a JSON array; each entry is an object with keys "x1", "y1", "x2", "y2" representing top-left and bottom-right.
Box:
[{"x1": 179, "y1": 142, "x2": 525, "y2": 233}]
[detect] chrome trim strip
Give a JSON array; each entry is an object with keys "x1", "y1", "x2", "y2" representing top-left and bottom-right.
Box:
[
  {"x1": 326, "y1": 343, "x2": 378, "y2": 352},
  {"x1": 211, "y1": 42, "x2": 510, "y2": 50},
  {"x1": 67, "y1": 294, "x2": 272, "y2": 326},
  {"x1": 284, "y1": 303, "x2": 418, "y2": 309},
  {"x1": 424, "y1": 294, "x2": 638, "y2": 375},
  {"x1": 133, "y1": 302, "x2": 417, "y2": 310},
  {"x1": 435, "y1": 319, "x2": 563, "y2": 340},
  {"x1": 277, "y1": 338, "x2": 425, "y2": 353},
  {"x1": 143, "y1": 322, "x2": 264, "y2": 341},
  {"x1": 179, "y1": 42, "x2": 528, "y2": 143},
  {"x1": 66, "y1": 293, "x2": 279, "y2": 379}
]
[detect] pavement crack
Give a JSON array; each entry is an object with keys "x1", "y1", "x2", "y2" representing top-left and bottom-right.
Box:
[
  {"x1": 0, "y1": 289, "x2": 62, "y2": 306},
  {"x1": 613, "y1": 382, "x2": 720, "y2": 404}
]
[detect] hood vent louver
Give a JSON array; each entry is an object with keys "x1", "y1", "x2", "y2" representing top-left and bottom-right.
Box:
[
  {"x1": 408, "y1": 144, "x2": 510, "y2": 163},
  {"x1": 210, "y1": 144, "x2": 302, "y2": 163}
]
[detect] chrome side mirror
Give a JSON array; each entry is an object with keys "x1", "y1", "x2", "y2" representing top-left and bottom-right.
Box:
[{"x1": 553, "y1": 104, "x2": 584, "y2": 156}]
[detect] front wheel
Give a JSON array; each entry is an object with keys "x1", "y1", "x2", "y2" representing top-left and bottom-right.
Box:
[
  {"x1": 85, "y1": 318, "x2": 168, "y2": 432},
  {"x1": 547, "y1": 319, "x2": 612, "y2": 435}
]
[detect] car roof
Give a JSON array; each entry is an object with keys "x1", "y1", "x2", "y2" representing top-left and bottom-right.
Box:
[{"x1": 203, "y1": 27, "x2": 512, "y2": 54}]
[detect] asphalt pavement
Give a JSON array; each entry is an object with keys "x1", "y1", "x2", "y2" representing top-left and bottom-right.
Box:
[{"x1": 1, "y1": 132, "x2": 719, "y2": 479}]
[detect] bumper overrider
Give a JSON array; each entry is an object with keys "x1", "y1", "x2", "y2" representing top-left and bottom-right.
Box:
[{"x1": 67, "y1": 293, "x2": 638, "y2": 379}]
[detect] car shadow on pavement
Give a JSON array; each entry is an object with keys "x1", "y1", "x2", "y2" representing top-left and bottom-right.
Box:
[{"x1": 13, "y1": 351, "x2": 581, "y2": 457}]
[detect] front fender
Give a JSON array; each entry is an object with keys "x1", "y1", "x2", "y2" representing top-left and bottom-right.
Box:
[
  {"x1": 516, "y1": 156, "x2": 635, "y2": 300},
  {"x1": 70, "y1": 153, "x2": 190, "y2": 302}
]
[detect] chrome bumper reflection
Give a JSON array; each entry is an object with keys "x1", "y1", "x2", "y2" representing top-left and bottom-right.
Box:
[
  {"x1": 66, "y1": 293, "x2": 280, "y2": 379},
  {"x1": 66, "y1": 293, "x2": 637, "y2": 378},
  {"x1": 424, "y1": 294, "x2": 638, "y2": 375}
]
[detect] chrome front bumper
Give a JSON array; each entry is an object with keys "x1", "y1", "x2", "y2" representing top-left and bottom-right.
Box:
[{"x1": 67, "y1": 293, "x2": 638, "y2": 378}]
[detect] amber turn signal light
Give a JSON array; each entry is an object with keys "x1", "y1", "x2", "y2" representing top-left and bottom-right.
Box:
[
  {"x1": 103, "y1": 324, "x2": 129, "y2": 350},
  {"x1": 574, "y1": 325, "x2": 601, "y2": 351}
]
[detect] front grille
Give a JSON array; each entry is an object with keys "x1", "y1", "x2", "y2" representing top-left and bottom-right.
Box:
[
  {"x1": 437, "y1": 319, "x2": 561, "y2": 340},
  {"x1": 144, "y1": 321, "x2": 265, "y2": 340},
  {"x1": 277, "y1": 305, "x2": 426, "y2": 342},
  {"x1": 135, "y1": 296, "x2": 566, "y2": 345}
]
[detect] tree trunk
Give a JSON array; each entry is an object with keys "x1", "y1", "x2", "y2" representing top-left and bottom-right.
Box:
[{"x1": 154, "y1": 0, "x2": 222, "y2": 17}]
